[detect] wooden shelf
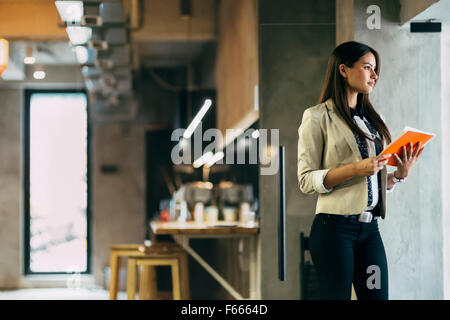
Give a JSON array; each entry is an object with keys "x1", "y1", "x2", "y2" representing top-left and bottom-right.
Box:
[{"x1": 150, "y1": 221, "x2": 259, "y2": 235}]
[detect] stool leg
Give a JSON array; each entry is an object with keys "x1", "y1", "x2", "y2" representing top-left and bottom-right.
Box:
[
  {"x1": 109, "y1": 251, "x2": 119, "y2": 300},
  {"x1": 180, "y1": 253, "x2": 190, "y2": 299},
  {"x1": 127, "y1": 258, "x2": 137, "y2": 300},
  {"x1": 170, "y1": 260, "x2": 181, "y2": 300},
  {"x1": 139, "y1": 266, "x2": 158, "y2": 300}
]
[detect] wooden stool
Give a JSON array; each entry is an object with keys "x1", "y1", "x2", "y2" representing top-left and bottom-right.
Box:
[
  {"x1": 109, "y1": 242, "x2": 189, "y2": 300},
  {"x1": 126, "y1": 246, "x2": 189, "y2": 300},
  {"x1": 109, "y1": 244, "x2": 145, "y2": 300}
]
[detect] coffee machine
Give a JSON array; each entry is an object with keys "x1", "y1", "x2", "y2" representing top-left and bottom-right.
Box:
[
  {"x1": 170, "y1": 181, "x2": 213, "y2": 221},
  {"x1": 217, "y1": 182, "x2": 254, "y2": 222}
]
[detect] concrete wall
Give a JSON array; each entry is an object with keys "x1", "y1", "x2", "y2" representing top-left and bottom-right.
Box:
[
  {"x1": 0, "y1": 67, "x2": 87, "y2": 289},
  {"x1": 354, "y1": 0, "x2": 443, "y2": 299},
  {"x1": 0, "y1": 65, "x2": 148, "y2": 289},
  {"x1": 0, "y1": 55, "x2": 216, "y2": 289},
  {"x1": 0, "y1": 88, "x2": 22, "y2": 289},
  {"x1": 258, "y1": 0, "x2": 336, "y2": 299},
  {"x1": 92, "y1": 123, "x2": 147, "y2": 286},
  {"x1": 412, "y1": 0, "x2": 450, "y2": 300},
  {"x1": 131, "y1": 0, "x2": 217, "y2": 42},
  {"x1": 442, "y1": 24, "x2": 450, "y2": 300},
  {"x1": 258, "y1": 0, "x2": 445, "y2": 300}
]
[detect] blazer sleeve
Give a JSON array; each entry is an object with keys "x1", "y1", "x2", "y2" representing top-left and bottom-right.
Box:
[
  {"x1": 379, "y1": 116, "x2": 397, "y2": 193},
  {"x1": 297, "y1": 108, "x2": 333, "y2": 195}
]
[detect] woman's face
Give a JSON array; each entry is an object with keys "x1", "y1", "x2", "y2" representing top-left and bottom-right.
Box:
[{"x1": 340, "y1": 52, "x2": 378, "y2": 94}]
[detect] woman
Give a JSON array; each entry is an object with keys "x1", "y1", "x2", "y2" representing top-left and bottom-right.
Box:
[{"x1": 297, "y1": 41, "x2": 424, "y2": 300}]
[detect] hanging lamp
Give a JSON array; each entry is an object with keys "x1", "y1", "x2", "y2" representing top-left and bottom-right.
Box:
[{"x1": 0, "y1": 37, "x2": 9, "y2": 76}]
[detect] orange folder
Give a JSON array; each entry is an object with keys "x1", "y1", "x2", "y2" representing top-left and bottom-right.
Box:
[{"x1": 380, "y1": 126, "x2": 435, "y2": 167}]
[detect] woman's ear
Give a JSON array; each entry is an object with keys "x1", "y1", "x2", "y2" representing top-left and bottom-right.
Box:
[{"x1": 338, "y1": 64, "x2": 347, "y2": 79}]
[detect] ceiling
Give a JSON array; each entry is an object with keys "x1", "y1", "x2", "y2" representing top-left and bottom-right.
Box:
[
  {"x1": 138, "y1": 41, "x2": 212, "y2": 67},
  {"x1": 0, "y1": 0, "x2": 217, "y2": 121},
  {"x1": 10, "y1": 41, "x2": 78, "y2": 65},
  {"x1": 0, "y1": 0, "x2": 217, "y2": 68},
  {"x1": 412, "y1": 0, "x2": 450, "y2": 22}
]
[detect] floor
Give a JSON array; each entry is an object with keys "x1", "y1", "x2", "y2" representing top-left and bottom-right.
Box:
[{"x1": 0, "y1": 288, "x2": 127, "y2": 300}]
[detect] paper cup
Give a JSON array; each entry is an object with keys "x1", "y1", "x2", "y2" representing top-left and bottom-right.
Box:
[
  {"x1": 223, "y1": 208, "x2": 237, "y2": 222},
  {"x1": 205, "y1": 206, "x2": 218, "y2": 224}
]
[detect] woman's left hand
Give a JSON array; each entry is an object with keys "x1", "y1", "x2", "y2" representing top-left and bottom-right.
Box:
[{"x1": 394, "y1": 141, "x2": 424, "y2": 178}]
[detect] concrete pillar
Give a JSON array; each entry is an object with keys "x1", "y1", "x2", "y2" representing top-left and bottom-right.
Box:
[
  {"x1": 258, "y1": 0, "x2": 335, "y2": 299},
  {"x1": 92, "y1": 123, "x2": 147, "y2": 286},
  {"x1": 336, "y1": 0, "x2": 355, "y2": 44},
  {"x1": 0, "y1": 88, "x2": 22, "y2": 288}
]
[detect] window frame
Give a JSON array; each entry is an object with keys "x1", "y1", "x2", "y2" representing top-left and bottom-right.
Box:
[{"x1": 23, "y1": 89, "x2": 92, "y2": 275}]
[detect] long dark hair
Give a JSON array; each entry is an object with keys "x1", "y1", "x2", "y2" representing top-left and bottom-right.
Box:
[{"x1": 318, "y1": 41, "x2": 391, "y2": 145}]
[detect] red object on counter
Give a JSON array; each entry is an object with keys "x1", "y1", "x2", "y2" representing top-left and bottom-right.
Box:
[{"x1": 160, "y1": 209, "x2": 169, "y2": 222}]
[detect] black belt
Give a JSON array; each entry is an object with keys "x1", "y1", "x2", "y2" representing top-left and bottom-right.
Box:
[{"x1": 319, "y1": 211, "x2": 379, "y2": 223}]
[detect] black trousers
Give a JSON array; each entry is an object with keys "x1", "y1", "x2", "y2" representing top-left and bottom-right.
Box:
[{"x1": 309, "y1": 213, "x2": 389, "y2": 300}]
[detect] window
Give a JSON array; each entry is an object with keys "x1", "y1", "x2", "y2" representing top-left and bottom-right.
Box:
[{"x1": 24, "y1": 90, "x2": 90, "y2": 274}]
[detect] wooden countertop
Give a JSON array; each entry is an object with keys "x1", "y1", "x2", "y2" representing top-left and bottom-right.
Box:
[{"x1": 150, "y1": 220, "x2": 259, "y2": 235}]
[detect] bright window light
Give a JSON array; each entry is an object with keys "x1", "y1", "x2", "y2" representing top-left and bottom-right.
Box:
[
  {"x1": 28, "y1": 93, "x2": 88, "y2": 273},
  {"x1": 0, "y1": 37, "x2": 8, "y2": 76}
]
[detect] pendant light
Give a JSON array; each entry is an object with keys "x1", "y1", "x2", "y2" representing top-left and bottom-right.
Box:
[
  {"x1": 33, "y1": 64, "x2": 46, "y2": 80},
  {"x1": 0, "y1": 37, "x2": 9, "y2": 76},
  {"x1": 24, "y1": 44, "x2": 36, "y2": 65}
]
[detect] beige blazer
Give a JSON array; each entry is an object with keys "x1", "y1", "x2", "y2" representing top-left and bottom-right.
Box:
[{"x1": 297, "y1": 98, "x2": 387, "y2": 219}]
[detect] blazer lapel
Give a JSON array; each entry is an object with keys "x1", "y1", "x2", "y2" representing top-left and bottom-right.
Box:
[
  {"x1": 380, "y1": 167, "x2": 387, "y2": 219},
  {"x1": 325, "y1": 99, "x2": 362, "y2": 160}
]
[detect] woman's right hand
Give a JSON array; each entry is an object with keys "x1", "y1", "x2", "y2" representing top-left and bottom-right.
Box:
[
  {"x1": 353, "y1": 154, "x2": 391, "y2": 177},
  {"x1": 323, "y1": 154, "x2": 392, "y2": 190}
]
